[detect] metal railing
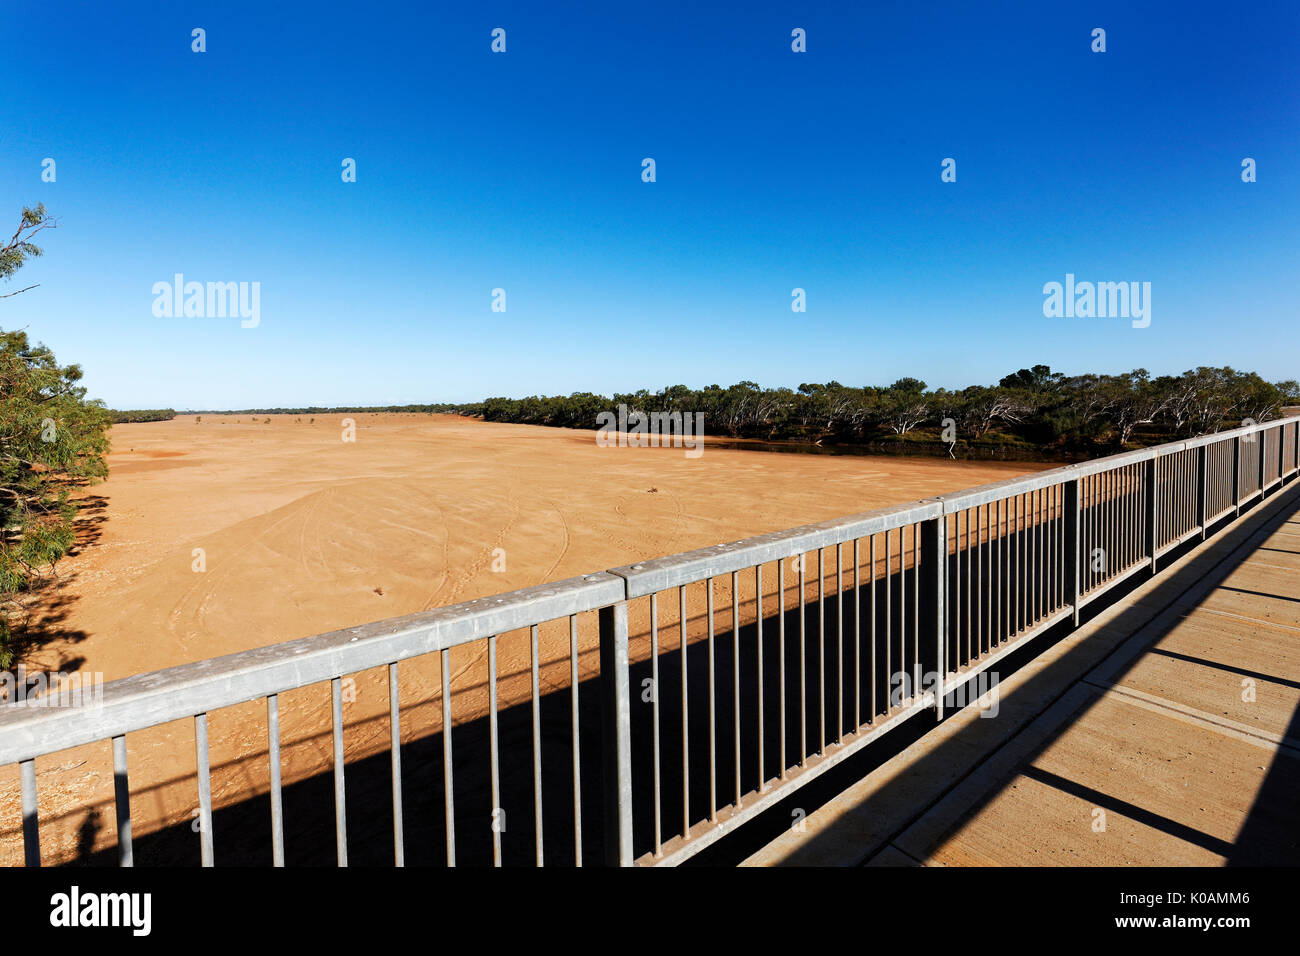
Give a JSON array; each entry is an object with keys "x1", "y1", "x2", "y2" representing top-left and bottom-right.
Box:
[{"x1": 2, "y1": 417, "x2": 1297, "y2": 867}]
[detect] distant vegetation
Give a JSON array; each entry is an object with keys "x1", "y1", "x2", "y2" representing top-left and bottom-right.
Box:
[
  {"x1": 452, "y1": 366, "x2": 1299, "y2": 460},
  {"x1": 112, "y1": 405, "x2": 458, "y2": 423},
  {"x1": 185, "y1": 404, "x2": 458, "y2": 415},
  {"x1": 109, "y1": 408, "x2": 175, "y2": 423}
]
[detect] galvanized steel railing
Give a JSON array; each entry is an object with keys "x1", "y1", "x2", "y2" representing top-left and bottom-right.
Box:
[{"x1": 2, "y1": 417, "x2": 1297, "y2": 867}]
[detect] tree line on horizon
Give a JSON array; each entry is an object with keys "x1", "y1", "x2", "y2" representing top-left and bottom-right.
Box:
[
  {"x1": 107, "y1": 405, "x2": 460, "y2": 422},
  {"x1": 464, "y1": 366, "x2": 1299, "y2": 454},
  {"x1": 184, "y1": 404, "x2": 459, "y2": 415},
  {"x1": 110, "y1": 408, "x2": 176, "y2": 423},
  {"x1": 111, "y1": 367, "x2": 1300, "y2": 457}
]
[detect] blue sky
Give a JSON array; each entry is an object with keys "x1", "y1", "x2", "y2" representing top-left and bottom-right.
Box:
[{"x1": 1, "y1": 0, "x2": 1296, "y2": 409}]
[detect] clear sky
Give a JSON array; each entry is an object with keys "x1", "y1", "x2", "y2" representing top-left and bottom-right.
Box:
[{"x1": 1, "y1": 0, "x2": 1296, "y2": 409}]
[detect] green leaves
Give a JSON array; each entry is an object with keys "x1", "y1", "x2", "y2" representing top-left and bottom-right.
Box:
[
  {"x1": 0, "y1": 328, "x2": 110, "y2": 664},
  {"x1": 0, "y1": 204, "x2": 109, "y2": 666},
  {"x1": 0, "y1": 203, "x2": 55, "y2": 287}
]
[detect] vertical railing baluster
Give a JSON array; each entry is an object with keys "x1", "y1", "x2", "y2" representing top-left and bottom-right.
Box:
[
  {"x1": 835, "y1": 544, "x2": 843, "y2": 743},
  {"x1": 112, "y1": 735, "x2": 133, "y2": 867},
  {"x1": 1232, "y1": 435, "x2": 1242, "y2": 516},
  {"x1": 530, "y1": 624, "x2": 544, "y2": 866},
  {"x1": 1032, "y1": 489, "x2": 1040, "y2": 623},
  {"x1": 680, "y1": 584, "x2": 690, "y2": 833},
  {"x1": 1129, "y1": 464, "x2": 1138, "y2": 568},
  {"x1": 1066, "y1": 477, "x2": 1081, "y2": 627},
  {"x1": 1043, "y1": 487, "x2": 1050, "y2": 618},
  {"x1": 799, "y1": 554, "x2": 807, "y2": 762},
  {"x1": 195, "y1": 713, "x2": 214, "y2": 867},
  {"x1": 1120, "y1": 466, "x2": 1128, "y2": 574},
  {"x1": 267, "y1": 694, "x2": 284, "y2": 867},
  {"x1": 1014, "y1": 495, "x2": 1022, "y2": 636},
  {"x1": 965, "y1": 510, "x2": 973, "y2": 663},
  {"x1": 1258, "y1": 425, "x2": 1268, "y2": 499},
  {"x1": 1111, "y1": 471, "x2": 1119, "y2": 577},
  {"x1": 1080, "y1": 477, "x2": 1088, "y2": 594},
  {"x1": 708, "y1": 578, "x2": 717, "y2": 819},
  {"x1": 732, "y1": 569, "x2": 742, "y2": 804},
  {"x1": 755, "y1": 565, "x2": 765, "y2": 789},
  {"x1": 650, "y1": 594, "x2": 661, "y2": 855},
  {"x1": 598, "y1": 602, "x2": 633, "y2": 867},
  {"x1": 488, "y1": 637, "x2": 501, "y2": 867},
  {"x1": 954, "y1": 513, "x2": 963, "y2": 668},
  {"x1": 900, "y1": 528, "x2": 909, "y2": 698},
  {"x1": 570, "y1": 615, "x2": 582, "y2": 867},
  {"x1": 1053, "y1": 484, "x2": 1059, "y2": 612},
  {"x1": 21, "y1": 758, "x2": 39, "y2": 867},
  {"x1": 1003, "y1": 497, "x2": 1010, "y2": 643},
  {"x1": 920, "y1": 514, "x2": 946, "y2": 720},
  {"x1": 441, "y1": 647, "x2": 456, "y2": 867},
  {"x1": 1011, "y1": 494, "x2": 1019, "y2": 634},
  {"x1": 1146, "y1": 457, "x2": 1159, "y2": 574},
  {"x1": 389, "y1": 662, "x2": 404, "y2": 867},
  {"x1": 870, "y1": 534, "x2": 878, "y2": 719},
  {"x1": 779, "y1": 559, "x2": 787, "y2": 778},
  {"x1": 1107, "y1": 471, "x2": 1116, "y2": 587},
  {"x1": 913, "y1": 527, "x2": 921, "y2": 698},
  {"x1": 331, "y1": 677, "x2": 347, "y2": 866},
  {"x1": 1126, "y1": 466, "x2": 1133, "y2": 571}
]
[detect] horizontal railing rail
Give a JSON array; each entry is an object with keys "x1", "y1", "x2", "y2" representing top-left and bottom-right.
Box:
[
  {"x1": 610, "y1": 500, "x2": 944, "y2": 598},
  {"x1": 2, "y1": 416, "x2": 1297, "y2": 867},
  {"x1": 0, "y1": 573, "x2": 626, "y2": 767}
]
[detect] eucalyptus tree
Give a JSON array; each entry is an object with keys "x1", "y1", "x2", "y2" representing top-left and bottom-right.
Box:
[{"x1": 1, "y1": 206, "x2": 111, "y2": 666}]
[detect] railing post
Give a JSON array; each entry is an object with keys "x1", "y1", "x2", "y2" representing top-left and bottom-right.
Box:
[
  {"x1": 112, "y1": 735, "x2": 134, "y2": 867},
  {"x1": 919, "y1": 513, "x2": 946, "y2": 720},
  {"x1": 1064, "y1": 476, "x2": 1081, "y2": 626},
  {"x1": 1232, "y1": 435, "x2": 1242, "y2": 516},
  {"x1": 1277, "y1": 424, "x2": 1285, "y2": 486},
  {"x1": 20, "y1": 759, "x2": 39, "y2": 867},
  {"x1": 1273, "y1": 424, "x2": 1281, "y2": 486},
  {"x1": 1196, "y1": 444, "x2": 1208, "y2": 541},
  {"x1": 1145, "y1": 456, "x2": 1159, "y2": 575},
  {"x1": 599, "y1": 601, "x2": 634, "y2": 866},
  {"x1": 1258, "y1": 425, "x2": 1269, "y2": 499}
]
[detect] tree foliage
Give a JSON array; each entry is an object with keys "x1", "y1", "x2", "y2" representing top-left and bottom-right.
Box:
[
  {"x1": 0, "y1": 203, "x2": 56, "y2": 299},
  {"x1": 461, "y1": 365, "x2": 1296, "y2": 454},
  {"x1": 1, "y1": 206, "x2": 110, "y2": 666},
  {"x1": 109, "y1": 408, "x2": 175, "y2": 423}
]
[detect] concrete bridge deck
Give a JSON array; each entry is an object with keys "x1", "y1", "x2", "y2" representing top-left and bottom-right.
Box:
[{"x1": 744, "y1": 478, "x2": 1300, "y2": 866}]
